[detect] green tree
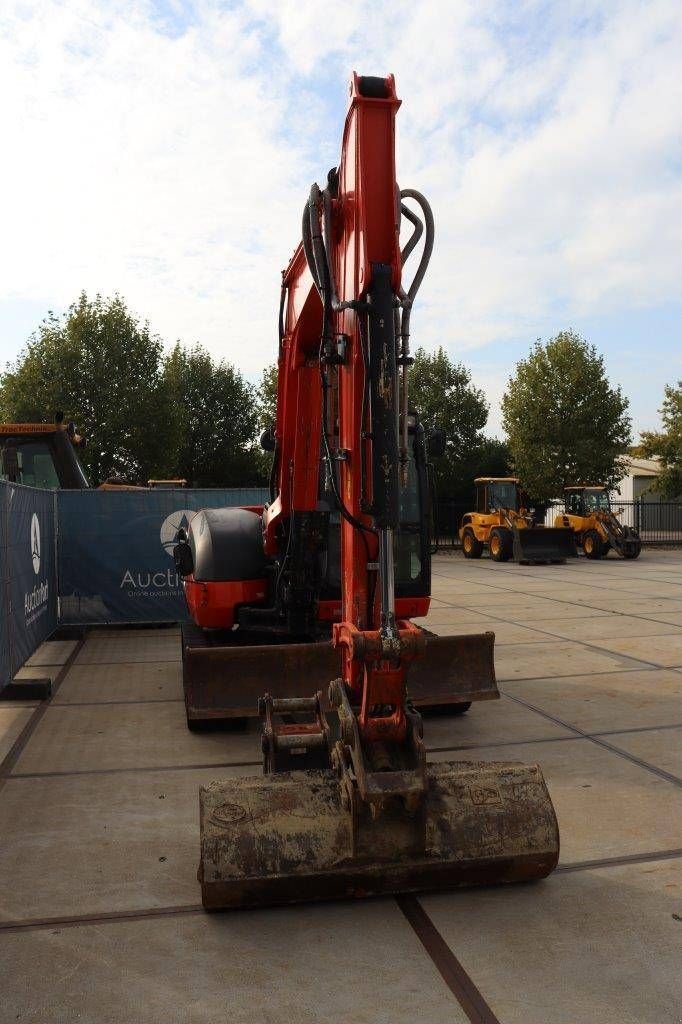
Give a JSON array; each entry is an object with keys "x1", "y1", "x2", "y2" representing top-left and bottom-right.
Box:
[
  {"x1": 409, "y1": 347, "x2": 491, "y2": 500},
  {"x1": 501, "y1": 331, "x2": 631, "y2": 500},
  {"x1": 0, "y1": 292, "x2": 175, "y2": 485},
  {"x1": 249, "y1": 362, "x2": 279, "y2": 485},
  {"x1": 163, "y1": 343, "x2": 260, "y2": 487},
  {"x1": 640, "y1": 381, "x2": 682, "y2": 498},
  {"x1": 256, "y1": 363, "x2": 278, "y2": 432}
]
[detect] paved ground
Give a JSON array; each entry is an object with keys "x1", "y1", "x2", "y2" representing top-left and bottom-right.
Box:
[{"x1": 1, "y1": 550, "x2": 681, "y2": 1023}]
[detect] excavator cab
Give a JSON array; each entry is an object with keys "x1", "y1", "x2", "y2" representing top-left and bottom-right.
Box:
[
  {"x1": 557, "y1": 486, "x2": 641, "y2": 559},
  {"x1": 0, "y1": 420, "x2": 89, "y2": 489}
]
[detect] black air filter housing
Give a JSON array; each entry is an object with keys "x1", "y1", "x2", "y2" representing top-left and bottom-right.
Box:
[{"x1": 188, "y1": 507, "x2": 268, "y2": 582}]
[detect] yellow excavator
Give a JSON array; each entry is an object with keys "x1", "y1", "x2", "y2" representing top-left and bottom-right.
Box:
[
  {"x1": 460, "y1": 477, "x2": 577, "y2": 564},
  {"x1": 555, "y1": 486, "x2": 642, "y2": 559}
]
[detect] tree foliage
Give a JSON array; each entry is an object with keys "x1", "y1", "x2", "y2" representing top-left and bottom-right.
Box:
[
  {"x1": 640, "y1": 381, "x2": 682, "y2": 498},
  {"x1": 162, "y1": 343, "x2": 260, "y2": 487},
  {"x1": 256, "y1": 363, "x2": 278, "y2": 432},
  {"x1": 0, "y1": 293, "x2": 267, "y2": 487},
  {"x1": 501, "y1": 331, "x2": 631, "y2": 500},
  {"x1": 0, "y1": 293, "x2": 175, "y2": 485},
  {"x1": 409, "y1": 347, "x2": 501, "y2": 501}
]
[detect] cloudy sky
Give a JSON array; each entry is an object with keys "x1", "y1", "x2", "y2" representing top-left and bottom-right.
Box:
[{"x1": 1, "y1": 0, "x2": 680, "y2": 436}]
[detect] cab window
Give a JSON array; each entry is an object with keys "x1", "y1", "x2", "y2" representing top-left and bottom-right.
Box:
[
  {"x1": 566, "y1": 491, "x2": 583, "y2": 515},
  {"x1": 584, "y1": 490, "x2": 610, "y2": 512},
  {"x1": 488, "y1": 482, "x2": 517, "y2": 511},
  {"x1": 1, "y1": 441, "x2": 61, "y2": 489}
]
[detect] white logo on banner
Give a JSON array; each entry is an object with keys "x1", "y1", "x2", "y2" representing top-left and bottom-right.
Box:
[
  {"x1": 30, "y1": 513, "x2": 40, "y2": 574},
  {"x1": 159, "y1": 509, "x2": 193, "y2": 556}
]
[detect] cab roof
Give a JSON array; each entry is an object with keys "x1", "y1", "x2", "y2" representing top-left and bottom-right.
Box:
[
  {"x1": 474, "y1": 477, "x2": 520, "y2": 485},
  {"x1": 0, "y1": 423, "x2": 58, "y2": 435},
  {"x1": 563, "y1": 485, "x2": 607, "y2": 492}
]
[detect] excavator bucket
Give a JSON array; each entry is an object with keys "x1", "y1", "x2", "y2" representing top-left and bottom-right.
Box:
[
  {"x1": 182, "y1": 627, "x2": 498, "y2": 725},
  {"x1": 513, "y1": 526, "x2": 577, "y2": 564},
  {"x1": 199, "y1": 760, "x2": 559, "y2": 909}
]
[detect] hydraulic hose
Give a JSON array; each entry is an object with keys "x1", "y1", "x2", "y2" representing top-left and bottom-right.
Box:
[
  {"x1": 399, "y1": 188, "x2": 434, "y2": 343},
  {"x1": 396, "y1": 189, "x2": 435, "y2": 483},
  {"x1": 399, "y1": 200, "x2": 423, "y2": 266}
]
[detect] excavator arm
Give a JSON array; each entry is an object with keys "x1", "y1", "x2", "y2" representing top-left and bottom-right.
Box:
[{"x1": 261, "y1": 74, "x2": 433, "y2": 757}]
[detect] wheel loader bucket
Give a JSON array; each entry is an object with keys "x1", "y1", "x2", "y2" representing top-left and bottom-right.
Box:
[
  {"x1": 199, "y1": 760, "x2": 559, "y2": 909},
  {"x1": 512, "y1": 526, "x2": 577, "y2": 564},
  {"x1": 182, "y1": 627, "x2": 498, "y2": 724}
]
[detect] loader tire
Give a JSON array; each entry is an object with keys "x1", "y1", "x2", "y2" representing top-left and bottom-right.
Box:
[
  {"x1": 623, "y1": 539, "x2": 642, "y2": 559},
  {"x1": 462, "y1": 528, "x2": 483, "y2": 559},
  {"x1": 583, "y1": 530, "x2": 603, "y2": 559},
  {"x1": 489, "y1": 527, "x2": 512, "y2": 562}
]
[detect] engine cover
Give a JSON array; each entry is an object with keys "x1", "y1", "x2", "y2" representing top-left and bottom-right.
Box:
[{"x1": 188, "y1": 507, "x2": 268, "y2": 582}]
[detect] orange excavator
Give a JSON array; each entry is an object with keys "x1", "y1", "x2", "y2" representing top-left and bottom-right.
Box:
[{"x1": 176, "y1": 74, "x2": 559, "y2": 909}]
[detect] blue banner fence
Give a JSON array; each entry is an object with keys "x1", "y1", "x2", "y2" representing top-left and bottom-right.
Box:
[{"x1": 0, "y1": 480, "x2": 59, "y2": 689}]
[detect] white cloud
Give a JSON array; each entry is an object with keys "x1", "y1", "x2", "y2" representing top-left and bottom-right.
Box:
[{"x1": 1, "y1": 0, "x2": 681, "y2": 388}]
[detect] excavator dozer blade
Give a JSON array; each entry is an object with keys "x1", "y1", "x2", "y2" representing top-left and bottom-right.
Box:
[
  {"x1": 513, "y1": 527, "x2": 578, "y2": 564},
  {"x1": 199, "y1": 760, "x2": 559, "y2": 909},
  {"x1": 183, "y1": 627, "x2": 498, "y2": 724}
]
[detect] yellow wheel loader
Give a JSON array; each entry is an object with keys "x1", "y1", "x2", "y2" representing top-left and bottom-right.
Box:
[
  {"x1": 460, "y1": 477, "x2": 577, "y2": 564},
  {"x1": 555, "y1": 486, "x2": 642, "y2": 559}
]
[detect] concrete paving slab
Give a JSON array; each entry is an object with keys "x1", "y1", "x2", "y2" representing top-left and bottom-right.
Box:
[
  {"x1": 422, "y1": 858, "x2": 682, "y2": 1024},
  {"x1": 25, "y1": 640, "x2": 78, "y2": 666},
  {"x1": 75, "y1": 636, "x2": 180, "y2": 665},
  {"x1": 502, "y1": 602, "x2": 615, "y2": 622},
  {"x1": 607, "y1": 726, "x2": 682, "y2": 778},
  {"x1": 54, "y1": 662, "x2": 184, "y2": 704},
  {"x1": 13, "y1": 665, "x2": 62, "y2": 684},
  {"x1": 430, "y1": 738, "x2": 682, "y2": 862},
  {"x1": 587, "y1": 633, "x2": 682, "y2": 667},
  {"x1": 0, "y1": 901, "x2": 466, "y2": 1024},
  {"x1": 0, "y1": 707, "x2": 34, "y2": 763},
  {"x1": 414, "y1": 608, "x2": 499, "y2": 627},
  {"x1": 0, "y1": 766, "x2": 249, "y2": 919},
  {"x1": 503, "y1": 669, "x2": 682, "y2": 733},
  {"x1": 530, "y1": 615, "x2": 682, "y2": 642},
  {"x1": 494, "y1": 639, "x2": 632, "y2": 681},
  {"x1": 12, "y1": 703, "x2": 260, "y2": 774},
  {"x1": 567, "y1": 597, "x2": 682, "y2": 616},
  {"x1": 88, "y1": 626, "x2": 181, "y2": 639},
  {"x1": 422, "y1": 695, "x2": 574, "y2": 751},
  {"x1": 427, "y1": 581, "x2": 501, "y2": 597},
  {"x1": 651, "y1": 611, "x2": 682, "y2": 627},
  {"x1": 424, "y1": 620, "x2": 549, "y2": 644},
  {"x1": 435, "y1": 591, "x2": 564, "y2": 608}
]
